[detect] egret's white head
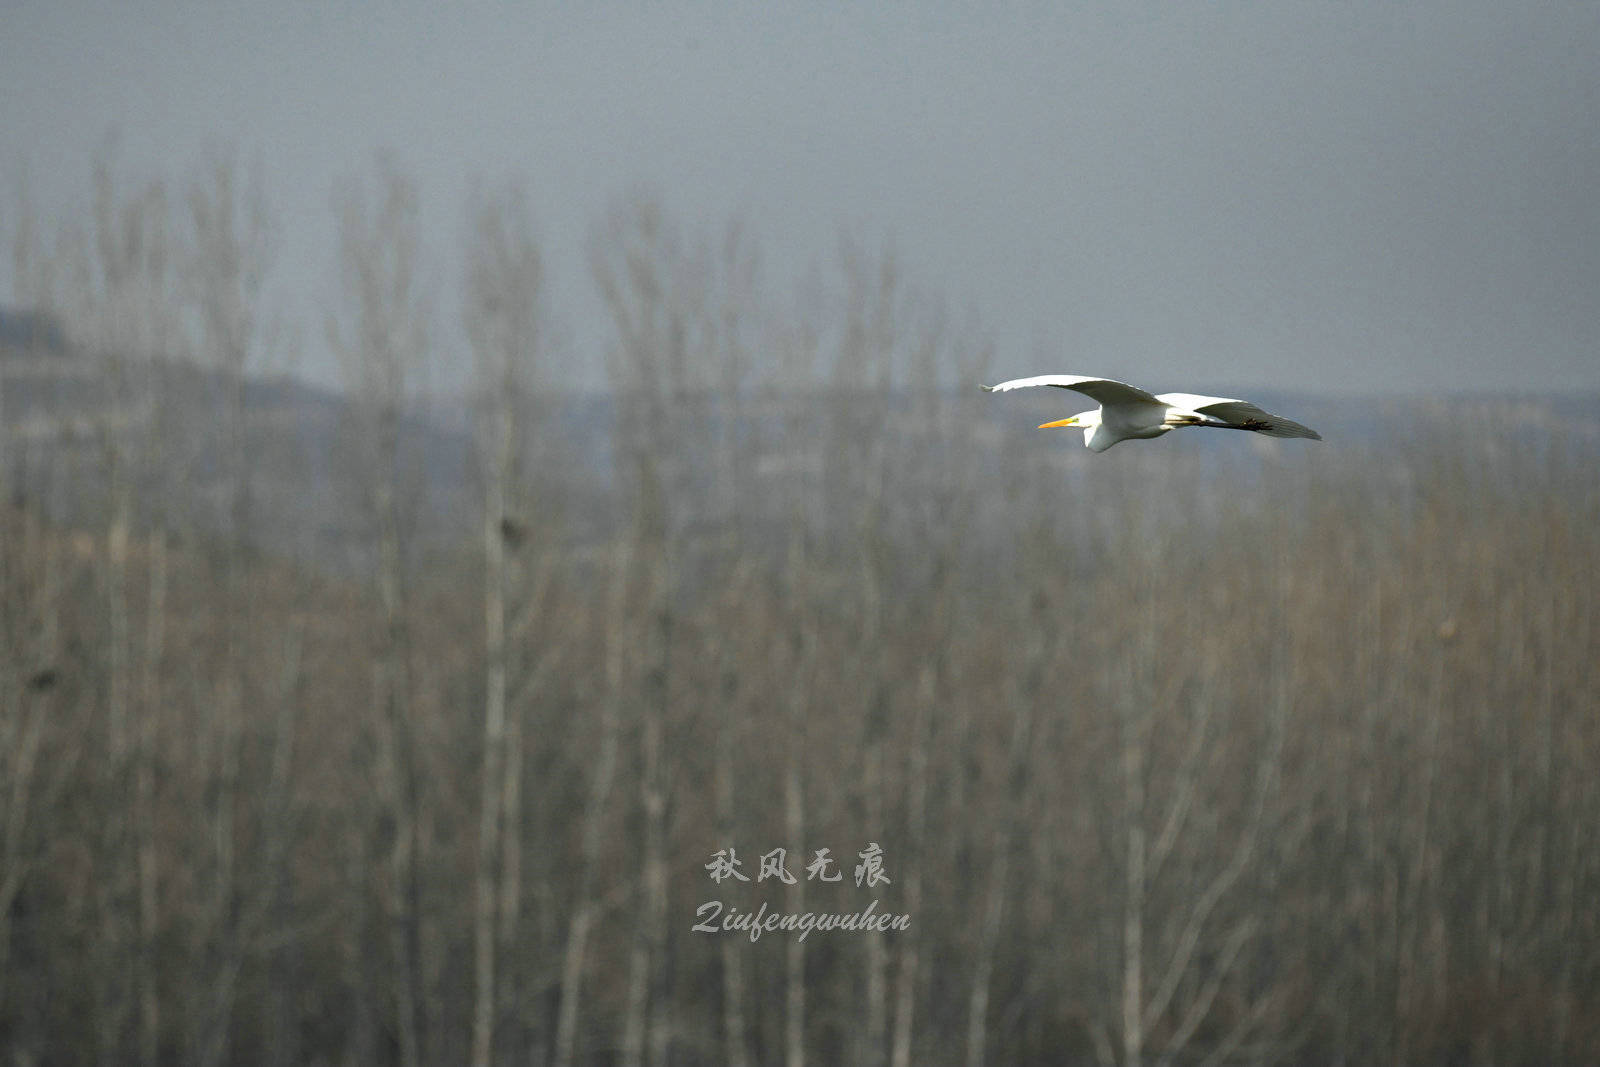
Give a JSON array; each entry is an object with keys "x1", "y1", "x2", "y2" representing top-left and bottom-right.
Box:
[
  {"x1": 1037, "y1": 409, "x2": 1099, "y2": 431},
  {"x1": 1038, "y1": 410, "x2": 1113, "y2": 450}
]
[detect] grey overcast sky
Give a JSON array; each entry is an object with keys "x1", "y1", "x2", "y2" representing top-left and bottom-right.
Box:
[{"x1": 3, "y1": 1, "x2": 1598, "y2": 395}]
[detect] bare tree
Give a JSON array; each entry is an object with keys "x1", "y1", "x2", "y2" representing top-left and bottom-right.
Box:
[
  {"x1": 966, "y1": 585, "x2": 1048, "y2": 1067},
  {"x1": 183, "y1": 148, "x2": 275, "y2": 1067},
  {"x1": 553, "y1": 537, "x2": 631, "y2": 1067},
  {"x1": 329, "y1": 156, "x2": 430, "y2": 1067},
  {"x1": 463, "y1": 180, "x2": 544, "y2": 1067},
  {"x1": 49, "y1": 150, "x2": 185, "y2": 1064},
  {"x1": 591, "y1": 197, "x2": 678, "y2": 1067},
  {"x1": 0, "y1": 187, "x2": 54, "y2": 1027},
  {"x1": 705, "y1": 223, "x2": 760, "y2": 1067}
]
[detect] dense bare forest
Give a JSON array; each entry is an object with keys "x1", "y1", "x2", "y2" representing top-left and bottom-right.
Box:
[{"x1": 2, "y1": 158, "x2": 1598, "y2": 1066}]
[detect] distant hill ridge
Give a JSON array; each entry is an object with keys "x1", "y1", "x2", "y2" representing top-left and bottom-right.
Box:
[{"x1": 0, "y1": 307, "x2": 68, "y2": 356}]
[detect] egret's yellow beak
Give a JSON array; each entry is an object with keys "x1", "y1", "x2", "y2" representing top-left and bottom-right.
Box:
[{"x1": 1038, "y1": 417, "x2": 1078, "y2": 429}]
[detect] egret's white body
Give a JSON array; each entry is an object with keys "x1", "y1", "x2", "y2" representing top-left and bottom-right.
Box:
[{"x1": 982, "y1": 374, "x2": 1322, "y2": 452}]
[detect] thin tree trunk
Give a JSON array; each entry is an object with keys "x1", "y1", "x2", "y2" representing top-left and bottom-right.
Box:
[
  {"x1": 784, "y1": 536, "x2": 813, "y2": 1067},
  {"x1": 472, "y1": 429, "x2": 509, "y2": 1067},
  {"x1": 553, "y1": 543, "x2": 631, "y2": 1067},
  {"x1": 495, "y1": 669, "x2": 525, "y2": 1047},
  {"x1": 1120, "y1": 695, "x2": 1147, "y2": 1067},
  {"x1": 784, "y1": 730, "x2": 807, "y2": 1067},
  {"x1": 645, "y1": 602, "x2": 673, "y2": 1067},
  {"x1": 863, "y1": 721, "x2": 888, "y2": 1067},
  {"x1": 714, "y1": 657, "x2": 750, "y2": 1067},
  {"x1": 0, "y1": 509, "x2": 54, "y2": 998},
  {"x1": 890, "y1": 663, "x2": 934, "y2": 1067},
  {"x1": 623, "y1": 590, "x2": 671, "y2": 1067},
  {"x1": 135, "y1": 533, "x2": 166, "y2": 1067},
  {"x1": 1396, "y1": 648, "x2": 1442, "y2": 1066},
  {"x1": 99, "y1": 359, "x2": 136, "y2": 1067},
  {"x1": 966, "y1": 843, "x2": 1009, "y2": 1067},
  {"x1": 263, "y1": 627, "x2": 303, "y2": 1067},
  {"x1": 377, "y1": 469, "x2": 423, "y2": 1067},
  {"x1": 967, "y1": 622, "x2": 1040, "y2": 1067}
]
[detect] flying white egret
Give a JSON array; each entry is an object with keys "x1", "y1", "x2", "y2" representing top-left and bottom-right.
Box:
[{"x1": 981, "y1": 374, "x2": 1322, "y2": 452}]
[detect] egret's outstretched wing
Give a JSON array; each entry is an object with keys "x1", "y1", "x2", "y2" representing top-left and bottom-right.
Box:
[
  {"x1": 1158, "y1": 393, "x2": 1322, "y2": 440},
  {"x1": 982, "y1": 374, "x2": 1162, "y2": 409}
]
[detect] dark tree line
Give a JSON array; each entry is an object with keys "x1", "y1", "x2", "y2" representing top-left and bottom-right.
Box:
[{"x1": 1, "y1": 155, "x2": 1598, "y2": 1064}]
